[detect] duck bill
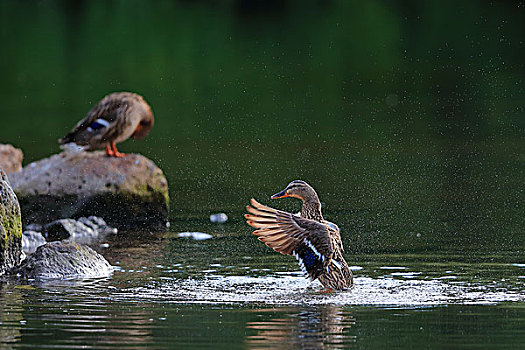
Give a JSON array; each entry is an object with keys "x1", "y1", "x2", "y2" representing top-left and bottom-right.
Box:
[{"x1": 271, "y1": 189, "x2": 289, "y2": 199}]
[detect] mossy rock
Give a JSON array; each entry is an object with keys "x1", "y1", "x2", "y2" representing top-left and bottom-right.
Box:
[
  {"x1": 0, "y1": 170, "x2": 23, "y2": 275},
  {"x1": 9, "y1": 151, "x2": 169, "y2": 230}
]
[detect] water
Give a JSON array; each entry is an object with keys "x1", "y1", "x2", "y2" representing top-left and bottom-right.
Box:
[
  {"x1": 1, "y1": 0, "x2": 525, "y2": 348},
  {"x1": 1, "y1": 232, "x2": 524, "y2": 348}
]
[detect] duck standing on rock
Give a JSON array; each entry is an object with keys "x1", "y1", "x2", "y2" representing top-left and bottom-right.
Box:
[
  {"x1": 59, "y1": 92, "x2": 154, "y2": 157},
  {"x1": 245, "y1": 180, "x2": 353, "y2": 292}
]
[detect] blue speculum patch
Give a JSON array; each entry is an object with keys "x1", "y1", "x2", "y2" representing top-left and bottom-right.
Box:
[
  {"x1": 301, "y1": 248, "x2": 319, "y2": 271},
  {"x1": 90, "y1": 121, "x2": 106, "y2": 130}
]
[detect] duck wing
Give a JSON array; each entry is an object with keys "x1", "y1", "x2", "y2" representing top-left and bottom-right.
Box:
[
  {"x1": 325, "y1": 220, "x2": 344, "y2": 253},
  {"x1": 245, "y1": 198, "x2": 335, "y2": 280},
  {"x1": 59, "y1": 94, "x2": 132, "y2": 148}
]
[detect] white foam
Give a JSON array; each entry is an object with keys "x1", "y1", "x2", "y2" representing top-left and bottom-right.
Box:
[{"x1": 113, "y1": 275, "x2": 525, "y2": 306}]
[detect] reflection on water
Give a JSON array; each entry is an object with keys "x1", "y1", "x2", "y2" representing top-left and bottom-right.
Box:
[
  {"x1": 0, "y1": 283, "x2": 23, "y2": 346},
  {"x1": 0, "y1": 233, "x2": 524, "y2": 349},
  {"x1": 246, "y1": 306, "x2": 356, "y2": 349},
  {"x1": 1, "y1": 280, "x2": 158, "y2": 349}
]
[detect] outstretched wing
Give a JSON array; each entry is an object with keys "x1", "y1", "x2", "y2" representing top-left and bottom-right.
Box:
[{"x1": 245, "y1": 198, "x2": 335, "y2": 280}]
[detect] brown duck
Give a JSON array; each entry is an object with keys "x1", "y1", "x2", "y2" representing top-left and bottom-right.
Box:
[
  {"x1": 59, "y1": 92, "x2": 154, "y2": 157},
  {"x1": 245, "y1": 180, "x2": 353, "y2": 291}
]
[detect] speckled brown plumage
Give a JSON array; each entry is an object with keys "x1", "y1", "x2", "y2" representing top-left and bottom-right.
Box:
[
  {"x1": 59, "y1": 92, "x2": 154, "y2": 157},
  {"x1": 246, "y1": 180, "x2": 353, "y2": 290}
]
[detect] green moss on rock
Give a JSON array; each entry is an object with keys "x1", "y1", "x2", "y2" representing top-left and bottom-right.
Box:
[
  {"x1": 0, "y1": 170, "x2": 23, "y2": 275},
  {"x1": 9, "y1": 152, "x2": 170, "y2": 231}
]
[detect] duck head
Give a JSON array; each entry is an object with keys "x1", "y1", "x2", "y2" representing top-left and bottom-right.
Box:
[
  {"x1": 131, "y1": 96, "x2": 154, "y2": 140},
  {"x1": 271, "y1": 180, "x2": 319, "y2": 202}
]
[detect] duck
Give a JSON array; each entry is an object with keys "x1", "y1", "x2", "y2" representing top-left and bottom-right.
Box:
[
  {"x1": 245, "y1": 180, "x2": 353, "y2": 291},
  {"x1": 59, "y1": 92, "x2": 154, "y2": 157}
]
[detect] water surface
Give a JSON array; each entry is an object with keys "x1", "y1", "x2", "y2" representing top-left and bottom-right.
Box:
[{"x1": 1, "y1": 232, "x2": 524, "y2": 348}]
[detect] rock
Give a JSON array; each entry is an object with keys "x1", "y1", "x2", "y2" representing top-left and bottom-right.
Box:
[
  {"x1": 0, "y1": 144, "x2": 23, "y2": 174},
  {"x1": 42, "y1": 217, "x2": 117, "y2": 244},
  {"x1": 21, "y1": 230, "x2": 46, "y2": 254},
  {"x1": 43, "y1": 218, "x2": 96, "y2": 242},
  {"x1": 210, "y1": 212, "x2": 228, "y2": 223},
  {"x1": 25, "y1": 223, "x2": 43, "y2": 232},
  {"x1": 78, "y1": 216, "x2": 118, "y2": 235},
  {"x1": 14, "y1": 241, "x2": 113, "y2": 279},
  {"x1": 177, "y1": 231, "x2": 213, "y2": 240},
  {"x1": 9, "y1": 151, "x2": 169, "y2": 230},
  {"x1": 0, "y1": 170, "x2": 23, "y2": 275},
  {"x1": 20, "y1": 216, "x2": 117, "y2": 252}
]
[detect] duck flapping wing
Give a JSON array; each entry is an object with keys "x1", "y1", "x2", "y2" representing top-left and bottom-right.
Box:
[{"x1": 246, "y1": 198, "x2": 336, "y2": 280}]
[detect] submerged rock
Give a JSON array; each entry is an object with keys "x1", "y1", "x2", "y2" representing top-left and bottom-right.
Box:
[
  {"x1": 20, "y1": 216, "x2": 117, "y2": 253},
  {"x1": 42, "y1": 216, "x2": 117, "y2": 244},
  {"x1": 15, "y1": 241, "x2": 113, "y2": 279},
  {"x1": 0, "y1": 170, "x2": 23, "y2": 275},
  {"x1": 9, "y1": 151, "x2": 169, "y2": 230},
  {"x1": 0, "y1": 144, "x2": 23, "y2": 174},
  {"x1": 44, "y1": 219, "x2": 97, "y2": 242},
  {"x1": 78, "y1": 216, "x2": 118, "y2": 235}
]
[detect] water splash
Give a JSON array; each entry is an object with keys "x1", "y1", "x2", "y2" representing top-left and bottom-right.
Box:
[{"x1": 114, "y1": 274, "x2": 525, "y2": 306}]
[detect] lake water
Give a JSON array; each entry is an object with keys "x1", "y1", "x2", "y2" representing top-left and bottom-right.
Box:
[
  {"x1": 1, "y1": 231, "x2": 524, "y2": 348},
  {"x1": 1, "y1": 1, "x2": 525, "y2": 348}
]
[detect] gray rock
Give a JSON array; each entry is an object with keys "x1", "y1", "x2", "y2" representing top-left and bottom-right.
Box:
[
  {"x1": 43, "y1": 219, "x2": 97, "y2": 242},
  {"x1": 0, "y1": 170, "x2": 23, "y2": 275},
  {"x1": 9, "y1": 151, "x2": 169, "y2": 230},
  {"x1": 15, "y1": 241, "x2": 113, "y2": 279},
  {"x1": 0, "y1": 144, "x2": 23, "y2": 174},
  {"x1": 87, "y1": 216, "x2": 107, "y2": 227},
  {"x1": 21, "y1": 230, "x2": 46, "y2": 254},
  {"x1": 25, "y1": 223, "x2": 43, "y2": 232},
  {"x1": 78, "y1": 216, "x2": 117, "y2": 235},
  {"x1": 77, "y1": 217, "x2": 99, "y2": 231},
  {"x1": 21, "y1": 216, "x2": 117, "y2": 250}
]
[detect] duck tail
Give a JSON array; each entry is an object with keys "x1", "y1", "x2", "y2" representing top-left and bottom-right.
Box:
[{"x1": 58, "y1": 132, "x2": 74, "y2": 145}]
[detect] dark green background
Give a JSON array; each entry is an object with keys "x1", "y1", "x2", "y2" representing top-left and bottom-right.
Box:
[{"x1": 2, "y1": 0, "x2": 524, "y2": 253}]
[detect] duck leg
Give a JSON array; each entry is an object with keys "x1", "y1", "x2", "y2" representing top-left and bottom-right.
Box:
[
  {"x1": 105, "y1": 144, "x2": 115, "y2": 157},
  {"x1": 111, "y1": 141, "x2": 126, "y2": 158},
  {"x1": 319, "y1": 288, "x2": 334, "y2": 294}
]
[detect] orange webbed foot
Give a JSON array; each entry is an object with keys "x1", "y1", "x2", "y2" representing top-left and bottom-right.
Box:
[
  {"x1": 319, "y1": 288, "x2": 334, "y2": 294},
  {"x1": 112, "y1": 151, "x2": 126, "y2": 158},
  {"x1": 110, "y1": 142, "x2": 126, "y2": 158}
]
